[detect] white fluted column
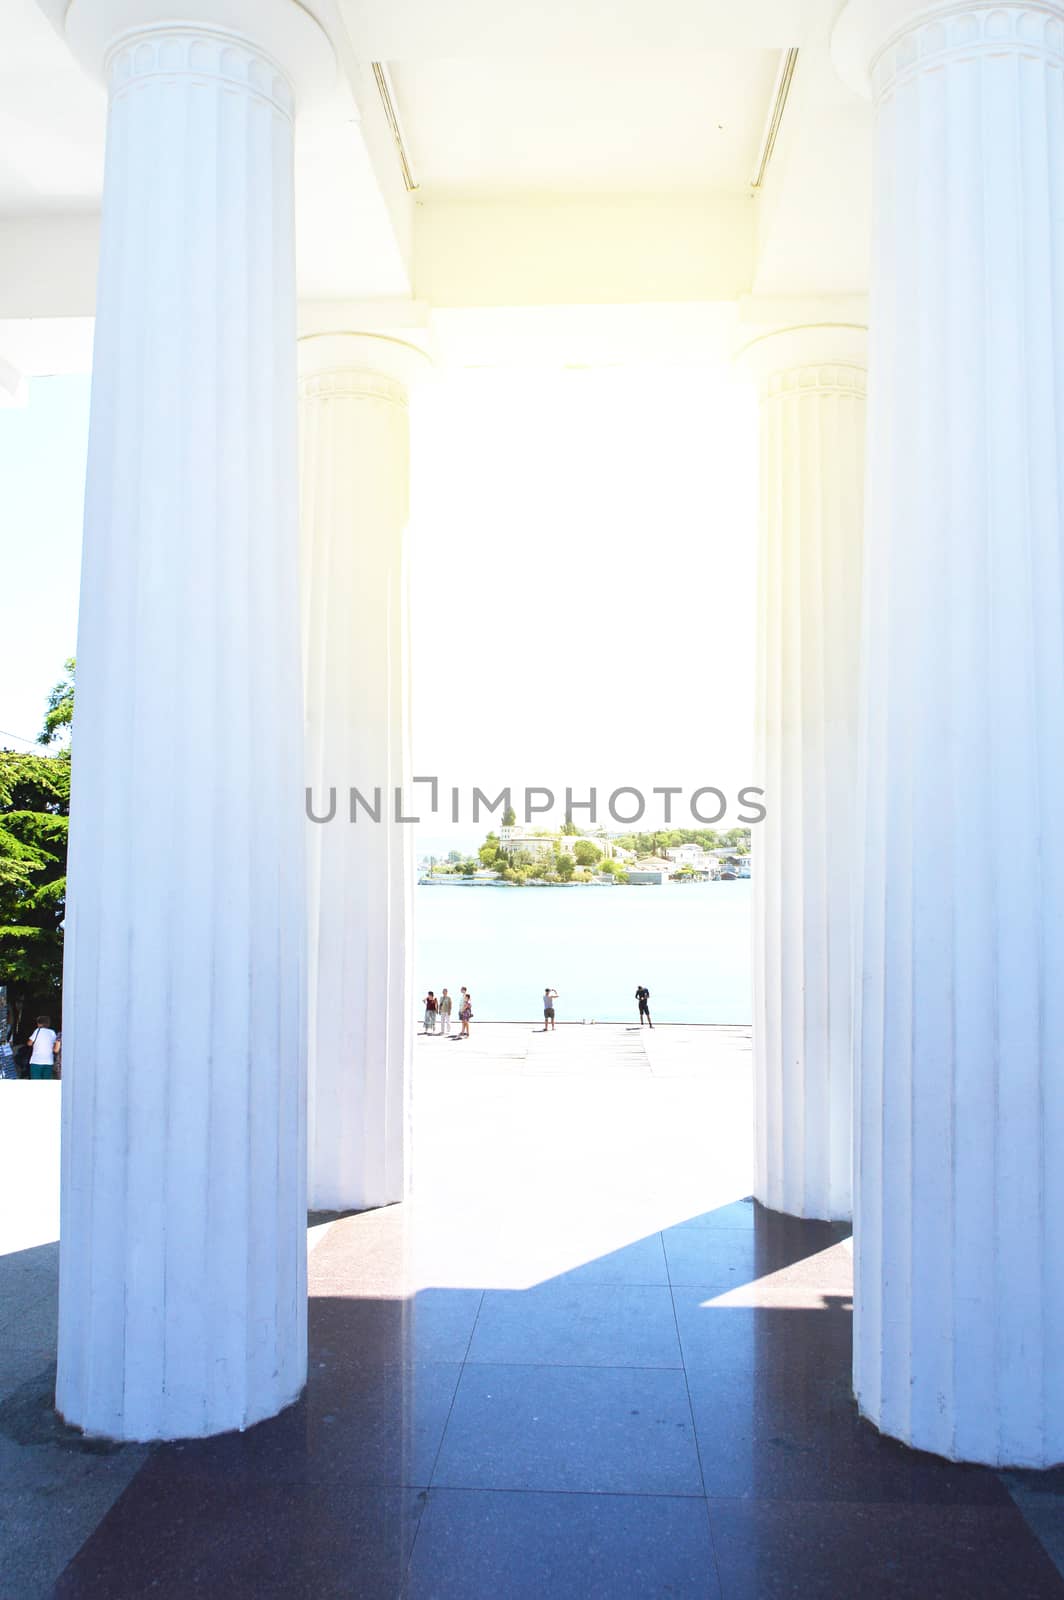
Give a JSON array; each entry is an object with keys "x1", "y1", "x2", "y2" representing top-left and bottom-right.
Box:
[
  {"x1": 742, "y1": 326, "x2": 866, "y2": 1222},
  {"x1": 300, "y1": 334, "x2": 424, "y2": 1212},
  {"x1": 58, "y1": 0, "x2": 333, "y2": 1440},
  {"x1": 835, "y1": 0, "x2": 1064, "y2": 1464}
]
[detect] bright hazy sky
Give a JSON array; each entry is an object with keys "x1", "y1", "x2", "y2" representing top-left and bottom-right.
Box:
[{"x1": 1, "y1": 363, "x2": 757, "y2": 849}]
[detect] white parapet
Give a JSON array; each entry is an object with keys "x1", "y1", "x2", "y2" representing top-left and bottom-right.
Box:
[
  {"x1": 741, "y1": 324, "x2": 867, "y2": 1223},
  {"x1": 300, "y1": 333, "x2": 425, "y2": 1212},
  {"x1": 835, "y1": 0, "x2": 1064, "y2": 1464},
  {"x1": 57, "y1": 0, "x2": 334, "y2": 1441}
]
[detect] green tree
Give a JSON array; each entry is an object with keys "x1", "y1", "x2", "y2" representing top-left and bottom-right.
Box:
[
  {"x1": 555, "y1": 853, "x2": 575, "y2": 881},
  {"x1": 0, "y1": 747, "x2": 69, "y2": 1015},
  {"x1": 478, "y1": 832, "x2": 501, "y2": 867},
  {"x1": 560, "y1": 817, "x2": 579, "y2": 835},
  {"x1": 573, "y1": 839, "x2": 601, "y2": 867},
  {"x1": 38, "y1": 658, "x2": 76, "y2": 745},
  {"x1": 502, "y1": 804, "x2": 516, "y2": 827}
]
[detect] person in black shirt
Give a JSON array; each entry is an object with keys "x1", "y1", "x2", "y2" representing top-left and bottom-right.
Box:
[{"x1": 635, "y1": 985, "x2": 652, "y2": 1028}]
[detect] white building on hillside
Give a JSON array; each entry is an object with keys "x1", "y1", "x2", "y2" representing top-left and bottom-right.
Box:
[{"x1": 666, "y1": 843, "x2": 714, "y2": 870}]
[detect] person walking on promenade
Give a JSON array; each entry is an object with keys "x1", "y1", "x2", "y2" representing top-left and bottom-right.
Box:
[
  {"x1": 26, "y1": 1015, "x2": 58, "y2": 1079},
  {"x1": 542, "y1": 987, "x2": 558, "y2": 1031},
  {"x1": 424, "y1": 991, "x2": 439, "y2": 1033},
  {"x1": 439, "y1": 988, "x2": 453, "y2": 1035},
  {"x1": 459, "y1": 989, "x2": 473, "y2": 1038},
  {"x1": 635, "y1": 985, "x2": 653, "y2": 1028}
]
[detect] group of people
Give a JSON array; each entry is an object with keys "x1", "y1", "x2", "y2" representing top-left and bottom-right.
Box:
[
  {"x1": 6, "y1": 1014, "x2": 62, "y2": 1079},
  {"x1": 542, "y1": 986, "x2": 653, "y2": 1029},
  {"x1": 420, "y1": 986, "x2": 655, "y2": 1033},
  {"x1": 422, "y1": 987, "x2": 473, "y2": 1037}
]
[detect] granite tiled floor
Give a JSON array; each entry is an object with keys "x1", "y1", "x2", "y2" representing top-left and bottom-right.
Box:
[{"x1": 6, "y1": 1026, "x2": 1064, "y2": 1597}]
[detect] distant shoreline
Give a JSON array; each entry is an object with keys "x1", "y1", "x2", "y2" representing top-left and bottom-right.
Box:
[{"x1": 416, "y1": 877, "x2": 748, "y2": 887}]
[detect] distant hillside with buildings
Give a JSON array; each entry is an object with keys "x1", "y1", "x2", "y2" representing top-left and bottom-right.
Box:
[{"x1": 418, "y1": 825, "x2": 751, "y2": 886}]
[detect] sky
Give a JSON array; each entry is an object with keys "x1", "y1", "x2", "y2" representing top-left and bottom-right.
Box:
[
  {"x1": 0, "y1": 376, "x2": 90, "y2": 749},
  {"x1": 409, "y1": 362, "x2": 758, "y2": 849},
  {"x1": 0, "y1": 361, "x2": 757, "y2": 845}
]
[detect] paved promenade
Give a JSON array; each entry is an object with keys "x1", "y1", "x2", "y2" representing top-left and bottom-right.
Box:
[{"x1": 2, "y1": 1026, "x2": 1064, "y2": 1596}]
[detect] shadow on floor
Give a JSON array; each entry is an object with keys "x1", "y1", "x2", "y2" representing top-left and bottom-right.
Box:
[{"x1": 36, "y1": 1200, "x2": 1064, "y2": 1599}]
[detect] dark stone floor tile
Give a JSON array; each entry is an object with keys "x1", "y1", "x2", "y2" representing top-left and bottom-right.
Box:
[
  {"x1": 467, "y1": 1283, "x2": 681, "y2": 1368},
  {"x1": 663, "y1": 1226, "x2": 851, "y2": 1294},
  {"x1": 0, "y1": 1285, "x2": 58, "y2": 1351},
  {"x1": 673, "y1": 1199, "x2": 850, "y2": 1249},
  {"x1": 308, "y1": 1288, "x2": 484, "y2": 1364},
  {"x1": 672, "y1": 1297, "x2": 852, "y2": 1379},
  {"x1": 688, "y1": 1370, "x2": 1011, "y2": 1506},
  {"x1": 1005, "y1": 1476, "x2": 1064, "y2": 1582},
  {"x1": 431, "y1": 1364, "x2": 703, "y2": 1496},
  {"x1": 406, "y1": 1488, "x2": 720, "y2": 1599},
  {"x1": 663, "y1": 1228, "x2": 763, "y2": 1294},
  {"x1": 55, "y1": 1476, "x2": 424, "y2": 1600},
  {"x1": 707, "y1": 1499, "x2": 1064, "y2": 1599},
  {"x1": 550, "y1": 1233, "x2": 669, "y2": 1287},
  {"x1": 1007, "y1": 1469, "x2": 1064, "y2": 1497},
  {"x1": 0, "y1": 1342, "x2": 55, "y2": 1404},
  {"x1": 670, "y1": 1200, "x2": 761, "y2": 1232},
  {"x1": 0, "y1": 1433, "x2": 149, "y2": 1600},
  {"x1": 153, "y1": 1359, "x2": 461, "y2": 1489}
]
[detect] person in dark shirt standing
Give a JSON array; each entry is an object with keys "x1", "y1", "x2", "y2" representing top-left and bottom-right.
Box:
[{"x1": 635, "y1": 985, "x2": 652, "y2": 1028}]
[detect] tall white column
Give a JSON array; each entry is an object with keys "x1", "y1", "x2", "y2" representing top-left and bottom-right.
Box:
[
  {"x1": 743, "y1": 326, "x2": 866, "y2": 1222},
  {"x1": 835, "y1": 0, "x2": 1064, "y2": 1464},
  {"x1": 300, "y1": 334, "x2": 423, "y2": 1212},
  {"x1": 58, "y1": 0, "x2": 333, "y2": 1441}
]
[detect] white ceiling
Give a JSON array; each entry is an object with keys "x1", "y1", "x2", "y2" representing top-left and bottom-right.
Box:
[
  {"x1": 390, "y1": 51, "x2": 781, "y2": 195},
  {"x1": 0, "y1": 0, "x2": 413, "y2": 302},
  {"x1": 0, "y1": 0, "x2": 105, "y2": 214},
  {"x1": 0, "y1": 0, "x2": 873, "y2": 334},
  {"x1": 337, "y1": 0, "x2": 828, "y2": 59}
]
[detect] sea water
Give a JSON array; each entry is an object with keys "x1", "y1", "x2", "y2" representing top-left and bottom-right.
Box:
[{"x1": 415, "y1": 879, "x2": 752, "y2": 1024}]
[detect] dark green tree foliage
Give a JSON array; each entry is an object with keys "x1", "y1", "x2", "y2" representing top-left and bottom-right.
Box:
[
  {"x1": 611, "y1": 827, "x2": 752, "y2": 856},
  {"x1": 0, "y1": 748, "x2": 69, "y2": 1006},
  {"x1": 478, "y1": 832, "x2": 501, "y2": 867},
  {"x1": 38, "y1": 657, "x2": 75, "y2": 746}
]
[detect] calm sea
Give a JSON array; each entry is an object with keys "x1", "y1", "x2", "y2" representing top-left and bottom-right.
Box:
[{"x1": 415, "y1": 880, "x2": 752, "y2": 1025}]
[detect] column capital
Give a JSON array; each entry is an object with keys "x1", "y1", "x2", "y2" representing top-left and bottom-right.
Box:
[
  {"x1": 833, "y1": 0, "x2": 1064, "y2": 101},
  {"x1": 64, "y1": 0, "x2": 336, "y2": 112},
  {"x1": 735, "y1": 323, "x2": 868, "y2": 397},
  {"x1": 298, "y1": 332, "x2": 431, "y2": 403}
]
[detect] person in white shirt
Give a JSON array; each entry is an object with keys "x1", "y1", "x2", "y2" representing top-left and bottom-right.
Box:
[{"x1": 27, "y1": 1015, "x2": 58, "y2": 1080}]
